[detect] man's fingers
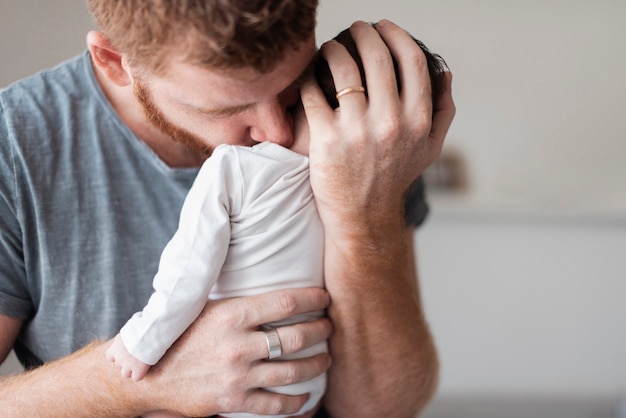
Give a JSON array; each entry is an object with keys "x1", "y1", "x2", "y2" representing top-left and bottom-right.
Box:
[
  {"x1": 257, "y1": 318, "x2": 332, "y2": 360},
  {"x1": 251, "y1": 353, "x2": 331, "y2": 389},
  {"x1": 374, "y1": 19, "x2": 432, "y2": 115},
  {"x1": 208, "y1": 288, "x2": 330, "y2": 330},
  {"x1": 320, "y1": 39, "x2": 368, "y2": 115},
  {"x1": 429, "y1": 71, "x2": 456, "y2": 145},
  {"x1": 348, "y1": 21, "x2": 398, "y2": 113},
  {"x1": 255, "y1": 288, "x2": 330, "y2": 326},
  {"x1": 240, "y1": 390, "x2": 311, "y2": 417},
  {"x1": 300, "y1": 78, "x2": 334, "y2": 129}
]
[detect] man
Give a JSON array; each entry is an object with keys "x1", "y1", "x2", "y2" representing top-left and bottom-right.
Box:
[{"x1": 0, "y1": 1, "x2": 455, "y2": 416}]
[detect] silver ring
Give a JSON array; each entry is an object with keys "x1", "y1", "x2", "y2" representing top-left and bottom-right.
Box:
[{"x1": 264, "y1": 329, "x2": 282, "y2": 359}]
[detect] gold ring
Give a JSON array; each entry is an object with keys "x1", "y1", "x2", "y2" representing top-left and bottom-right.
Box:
[{"x1": 335, "y1": 86, "x2": 366, "y2": 99}]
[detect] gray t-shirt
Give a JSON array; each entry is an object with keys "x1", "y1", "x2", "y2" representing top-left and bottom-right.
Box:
[
  {"x1": 0, "y1": 52, "x2": 199, "y2": 367},
  {"x1": 0, "y1": 52, "x2": 428, "y2": 369}
]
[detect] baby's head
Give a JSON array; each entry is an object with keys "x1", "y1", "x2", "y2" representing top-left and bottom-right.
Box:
[
  {"x1": 315, "y1": 25, "x2": 448, "y2": 110},
  {"x1": 291, "y1": 25, "x2": 448, "y2": 155}
]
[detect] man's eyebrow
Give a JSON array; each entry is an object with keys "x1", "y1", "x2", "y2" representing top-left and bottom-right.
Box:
[{"x1": 191, "y1": 102, "x2": 256, "y2": 118}]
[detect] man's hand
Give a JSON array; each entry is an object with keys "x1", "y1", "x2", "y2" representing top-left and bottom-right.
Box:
[
  {"x1": 302, "y1": 20, "x2": 455, "y2": 235},
  {"x1": 137, "y1": 287, "x2": 333, "y2": 417},
  {"x1": 0, "y1": 288, "x2": 332, "y2": 418}
]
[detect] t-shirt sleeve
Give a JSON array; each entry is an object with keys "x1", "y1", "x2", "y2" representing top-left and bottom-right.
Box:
[
  {"x1": 0, "y1": 104, "x2": 32, "y2": 319},
  {"x1": 404, "y1": 175, "x2": 429, "y2": 228}
]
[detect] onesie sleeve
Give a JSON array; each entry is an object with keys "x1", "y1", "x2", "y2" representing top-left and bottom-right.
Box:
[{"x1": 120, "y1": 145, "x2": 241, "y2": 365}]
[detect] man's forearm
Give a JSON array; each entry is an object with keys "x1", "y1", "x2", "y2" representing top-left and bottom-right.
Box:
[
  {"x1": 0, "y1": 290, "x2": 333, "y2": 418},
  {"x1": 322, "y1": 226, "x2": 438, "y2": 418},
  {"x1": 0, "y1": 341, "x2": 149, "y2": 417}
]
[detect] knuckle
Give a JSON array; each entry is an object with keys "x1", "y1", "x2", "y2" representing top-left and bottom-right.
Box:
[
  {"x1": 339, "y1": 117, "x2": 367, "y2": 143},
  {"x1": 215, "y1": 303, "x2": 249, "y2": 330},
  {"x1": 411, "y1": 114, "x2": 432, "y2": 138},
  {"x1": 320, "y1": 130, "x2": 343, "y2": 148},
  {"x1": 274, "y1": 292, "x2": 298, "y2": 316},
  {"x1": 220, "y1": 396, "x2": 241, "y2": 415},
  {"x1": 409, "y1": 48, "x2": 427, "y2": 68},
  {"x1": 289, "y1": 328, "x2": 307, "y2": 352},
  {"x1": 344, "y1": 126, "x2": 367, "y2": 145},
  {"x1": 332, "y1": 60, "x2": 357, "y2": 83},
  {"x1": 221, "y1": 379, "x2": 248, "y2": 408},
  {"x1": 264, "y1": 398, "x2": 286, "y2": 416},
  {"x1": 370, "y1": 49, "x2": 392, "y2": 68},
  {"x1": 223, "y1": 345, "x2": 246, "y2": 364},
  {"x1": 375, "y1": 115, "x2": 402, "y2": 140},
  {"x1": 205, "y1": 302, "x2": 227, "y2": 323},
  {"x1": 281, "y1": 363, "x2": 302, "y2": 385}
]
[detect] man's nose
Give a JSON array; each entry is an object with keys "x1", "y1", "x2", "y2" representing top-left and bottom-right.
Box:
[{"x1": 248, "y1": 100, "x2": 294, "y2": 147}]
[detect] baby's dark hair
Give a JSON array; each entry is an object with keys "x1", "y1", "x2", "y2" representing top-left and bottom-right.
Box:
[{"x1": 315, "y1": 25, "x2": 448, "y2": 110}]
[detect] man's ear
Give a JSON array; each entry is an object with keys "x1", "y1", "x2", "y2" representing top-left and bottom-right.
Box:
[{"x1": 86, "y1": 31, "x2": 132, "y2": 86}]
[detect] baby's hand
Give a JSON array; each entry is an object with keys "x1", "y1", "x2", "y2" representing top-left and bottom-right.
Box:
[{"x1": 106, "y1": 334, "x2": 150, "y2": 381}]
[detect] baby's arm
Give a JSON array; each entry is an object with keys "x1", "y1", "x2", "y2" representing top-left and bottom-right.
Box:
[
  {"x1": 105, "y1": 149, "x2": 236, "y2": 381},
  {"x1": 106, "y1": 334, "x2": 150, "y2": 381}
]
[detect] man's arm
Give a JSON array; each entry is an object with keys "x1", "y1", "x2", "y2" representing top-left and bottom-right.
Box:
[
  {"x1": 0, "y1": 289, "x2": 332, "y2": 417},
  {"x1": 322, "y1": 229, "x2": 439, "y2": 417},
  {"x1": 302, "y1": 20, "x2": 455, "y2": 417}
]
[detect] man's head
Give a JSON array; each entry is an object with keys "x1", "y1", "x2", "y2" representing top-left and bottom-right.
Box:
[
  {"x1": 86, "y1": 0, "x2": 318, "y2": 157},
  {"x1": 315, "y1": 25, "x2": 448, "y2": 110},
  {"x1": 86, "y1": 0, "x2": 318, "y2": 75}
]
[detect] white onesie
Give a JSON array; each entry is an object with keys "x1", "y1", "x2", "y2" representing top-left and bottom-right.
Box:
[{"x1": 120, "y1": 142, "x2": 326, "y2": 418}]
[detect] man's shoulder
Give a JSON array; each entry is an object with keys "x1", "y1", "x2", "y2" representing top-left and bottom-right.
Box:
[
  {"x1": 0, "y1": 52, "x2": 92, "y2": 115},
  {"x1": 0, "y1": 52, "x2": 102, "y2": 151}
]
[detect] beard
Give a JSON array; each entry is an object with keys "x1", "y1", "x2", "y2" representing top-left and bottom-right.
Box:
[{"x1": 133, "y1": 78, "x2": 214, "y2": 158}]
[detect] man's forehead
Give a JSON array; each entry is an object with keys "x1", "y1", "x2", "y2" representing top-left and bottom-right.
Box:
[{"x1": 153, "y1": 38, "x2": 317, "y2": 108}]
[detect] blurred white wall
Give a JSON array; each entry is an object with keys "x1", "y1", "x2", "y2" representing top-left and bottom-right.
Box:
[
  {"x1": 417, "y1": 213, "x2": 626, "y2": 399},
  {"x1": 2, "y1": 0, "x2": 625, "y2": 406},
  {"x1": 0, "y1": 1, "x2": 93, "y2": 87}
]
